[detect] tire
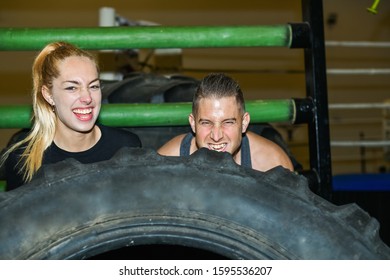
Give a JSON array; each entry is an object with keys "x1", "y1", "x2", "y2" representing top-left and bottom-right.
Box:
[
  {"x1": 0, "y1": 148, "x2": 389, "y2": 259},
  {"x1": 123, "y1": 126, "x2": 191, "y2": 149},
  {"x1": 105, "y1": 72, "x2": 198, "y2": 104}
]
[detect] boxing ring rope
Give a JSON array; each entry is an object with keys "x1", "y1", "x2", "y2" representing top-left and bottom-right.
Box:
[
  {"x1": 331, "y1": 141, "x2": 390, "y2": 147},
  {"x1": 329, "y1": 103, "x2": 390, "y2": 109},
  {"x1": 324, "y1": 40, "x2": 390, "y2": 76},
  {"x1": 329, "y1": 102, "x2": 390, "y2": 145},
  {"x1": 326, "y1": 68, "x2": 390, "y2": 75},
  {"x1": 326, "y1": 41, "x2": 390, "y2": 48}
]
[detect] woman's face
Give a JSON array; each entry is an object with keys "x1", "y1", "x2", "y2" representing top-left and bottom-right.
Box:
[{"x1": 43, "y1": 55, "x2": 101, "y2": 135}]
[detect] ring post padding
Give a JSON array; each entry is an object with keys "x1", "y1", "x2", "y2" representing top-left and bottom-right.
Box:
[
  {"x1": 0, "y1": 105, "x2": 33, "y2": 128},
  {"x1": 0, "y1": 25, "x2": 292, "y2": 51},
  {"x1": 0, "y1": 100, "x2": 295, "y2": 129}
]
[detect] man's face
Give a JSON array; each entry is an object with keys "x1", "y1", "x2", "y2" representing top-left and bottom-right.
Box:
[{"x1": 189, "y1": 96, "x2": 250, "y2": 155}]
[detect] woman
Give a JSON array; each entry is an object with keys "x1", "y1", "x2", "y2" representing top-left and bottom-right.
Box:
[{"x1": 1, "y1": 41, "x2": 141, "y2": 191}]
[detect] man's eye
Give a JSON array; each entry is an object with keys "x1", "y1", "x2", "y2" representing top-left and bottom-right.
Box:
[
  {"x1": 200, "y1": 121, "x2": 212, "y2": 127},
  {"x1": 90, "y1": 84, "x2": 101, "y2": 91},
  {"x1": 223, "y1": 121, "x2": 236, "y2": 127}
]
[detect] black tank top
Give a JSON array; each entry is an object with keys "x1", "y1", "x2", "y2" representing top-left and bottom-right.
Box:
[{"x1": 180, "y1": 132, "x2": 252, "y2": 168}]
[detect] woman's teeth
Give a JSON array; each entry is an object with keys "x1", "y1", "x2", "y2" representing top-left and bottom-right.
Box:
[{"x1": 73, "y1": 108, "x2": 92, "y2": 114}]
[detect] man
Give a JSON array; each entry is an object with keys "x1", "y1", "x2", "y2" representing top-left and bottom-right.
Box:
[{"x1": 157, "y1": 73, "x2": 294, "y2": 172}]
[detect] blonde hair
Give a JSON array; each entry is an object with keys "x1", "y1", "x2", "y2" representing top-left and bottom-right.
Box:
[{"x1": 0, "y1": 41, "x2": 99, "y2": 183}]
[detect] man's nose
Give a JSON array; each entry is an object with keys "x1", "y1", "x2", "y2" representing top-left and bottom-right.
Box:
[{"x1": 210, "y1": 124, "x2": 223, "y2": 141}]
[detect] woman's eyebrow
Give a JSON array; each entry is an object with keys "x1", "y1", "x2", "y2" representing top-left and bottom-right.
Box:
[
  {"x1": 62, "y1": 78, "x2": 100, "y2": 85},
  {"x1": 62, "y1": 80, "x2": 80, "y2": 85}
]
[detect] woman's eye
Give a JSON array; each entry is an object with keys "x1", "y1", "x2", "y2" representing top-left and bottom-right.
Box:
[{"x1": 65, "y1": 86, "x2": 77, "y2": 91}]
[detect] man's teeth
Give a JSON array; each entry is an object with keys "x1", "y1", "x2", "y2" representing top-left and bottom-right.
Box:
[
  {"x1": 73, "y1": 108, "x2": 92, "y2": 114},
  {"x1": 209, "y1": 143, "x2": 226, "y2": 151}
]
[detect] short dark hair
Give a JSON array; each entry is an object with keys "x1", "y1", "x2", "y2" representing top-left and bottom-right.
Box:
[{"x1": 192, "y1": 73, "x2": 245, "y2": 116}]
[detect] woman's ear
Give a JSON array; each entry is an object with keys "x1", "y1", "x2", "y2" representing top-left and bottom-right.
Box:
[
  {"x1": 189, "y1": 114, "x2": 196, "y2": 133},
  {"x1": 242, "y1": 112, "x2": 250, "y2": 133},
  {"x1": 41, "y1": 86, "x2": 55, "y2": 106}
]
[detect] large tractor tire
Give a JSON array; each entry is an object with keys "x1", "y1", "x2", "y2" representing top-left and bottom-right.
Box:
[{"x1": 0, "y1": 148, "x2": 389, "y2": 259}]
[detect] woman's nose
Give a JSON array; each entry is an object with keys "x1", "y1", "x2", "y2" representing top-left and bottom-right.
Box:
[{"x1": 79, "y1": 88, "x2": 92, "y2": 104}]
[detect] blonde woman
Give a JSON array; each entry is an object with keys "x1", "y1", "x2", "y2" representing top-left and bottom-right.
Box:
[{"x1": 1, "y1": 41, "x2": 141, "y2": 191}]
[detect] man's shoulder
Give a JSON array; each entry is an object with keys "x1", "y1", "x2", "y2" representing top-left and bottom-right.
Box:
[
  {"x1": 246, "y1": 131, "x2": 270, "y2": 145},
  {"x1": 246, "y1": 131, "x2": 294, "y2": 171},
  {"x1": 157, "y1": 133, "x2": 188, "y2": 156},
  {"x1": 166, "y1": 133, "x2": 189, "y2": 146},
  {"x1": 246, "y1": 131, "x2": 283, "y2": 155}
]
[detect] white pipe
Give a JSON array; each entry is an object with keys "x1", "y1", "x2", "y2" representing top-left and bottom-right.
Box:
[
  {"x1": 326, "y1": 41, "x2": 390, "y2": 48},
  {"x1": 99, "y1": 7, "x2": 116, "y2": 27},
  {"x1": 327, "y1": 68, "x2": 390, "y2": 75},
  {"x1": 331, "y1": 140, "x2": 390, "y2": 147},
  {"x1": 331, "y1": 155, "x2": 384, "y2": 161},
  {"x1": 329, "y1": 103, "x2": 390, "y2": 110},
  {"x1": 329, "y1": 118, "x2": 381, "y2": 124}
]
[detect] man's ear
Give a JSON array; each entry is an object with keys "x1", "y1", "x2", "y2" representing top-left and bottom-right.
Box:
[
  {"x1": 242, "y1": 112, "x2": 250, "y2": 133},
  {"x1": 42, "y1": 86, "x2": 55, "y2": 106},
  {"x1": 189, "y1": 114, "x2": 196, "y2": 133}
]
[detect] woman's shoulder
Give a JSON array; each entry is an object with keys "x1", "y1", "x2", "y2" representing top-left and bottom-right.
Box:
[
  {"x1": 98, "y1": 124, "x2": 134, "y2": 137},
  {"x1": 98, "y1": 124, "x2": 142, "y2": 147},
  {"x1": 3, "y1": 129, "x2": 30, "y2": 161}
]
